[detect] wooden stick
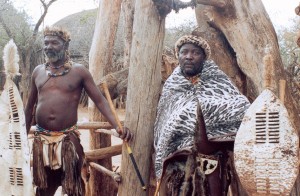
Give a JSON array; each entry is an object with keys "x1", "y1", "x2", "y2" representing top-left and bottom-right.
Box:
[
  {"x1": 89, "y1": 162, "x2": 121, "y2": 182},
  {"x1": 101, "y1": 81, "x2": 147, "y2": 190},
  {"x1": 279, "y1": 79, "x2": 286, "y2": 103},
  {"x1": 94, "y1": 129, "x2": 120, "y2": 138},
  {"x1": 77, "y1": 122, "x2": 114, "y2": 129},
  {"x1": 85, "y1": 144, "x2": 122, "y2": 161}
]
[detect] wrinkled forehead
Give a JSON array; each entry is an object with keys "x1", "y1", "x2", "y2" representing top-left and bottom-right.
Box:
[
  {"x1": 44, "y1": 35, "x2": 65, "y2": 43},
  {"x1": 179, "y1": 43, "x2": 203, "y2": 51}
]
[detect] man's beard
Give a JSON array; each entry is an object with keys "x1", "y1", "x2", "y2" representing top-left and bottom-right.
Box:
[
  {"x1": 180, "y1": 63, "x2": 203, "y2": 77},
  {"x1": 45, "y1": 50, "x2": 65, "y2": 63}
]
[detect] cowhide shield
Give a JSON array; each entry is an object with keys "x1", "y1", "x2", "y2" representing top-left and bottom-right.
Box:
[
  {"x1": 0, "y1": 78, "x2": 34, "y2": 195},
  {"x1": 234, "y1": 89, "x2": 299, "y2": 195}
]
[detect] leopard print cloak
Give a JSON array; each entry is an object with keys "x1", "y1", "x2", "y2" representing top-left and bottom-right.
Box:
[{"x1": 154, "y1": 60, "x2": 250, "y2": 178}]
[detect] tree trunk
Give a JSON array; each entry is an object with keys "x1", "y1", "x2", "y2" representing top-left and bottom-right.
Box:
[
  {"x1": 194, "y1": 5, "x2": 247, "y2": 96},
  {"x1": 97, "y1": 67, "x2": 129, "y2": 100},
  {"x1": 195, "y1": 0, "x2": 300, "y2": 195},
  {"x1": 88, "y1": 0, "x2": 122, "y2": 195},
  {"x1": 121, "y1": 0, "x2": 135, "y2": 68},
  {"x1": 117, "y1": 0, "x2": 165, "y2": 195}
]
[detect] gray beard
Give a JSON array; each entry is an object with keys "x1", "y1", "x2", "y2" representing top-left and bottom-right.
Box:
[{"x1": 45, "y1": 50, "x2": 65, "y2": 63}]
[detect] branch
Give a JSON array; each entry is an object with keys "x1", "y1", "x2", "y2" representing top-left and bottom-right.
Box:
[
  {"x1": 89, "y1": 162, "x2": 122, "y2": 182},
  {"x1": 0, "y1": 0, "x2": 8, "y2": 12},
  {"x1": 173, "y1": 0, "x2": 196, "y2": 13},
  {"x1": 0, "y1": 13, "x2": 15, "y2": 40},
  {"x1": 33, "y1": 0, "x2": 58, "y2": 34},
  {"x1": 27, "y1": 0, "x2": 58, "y2": 49},
  {"x1": 24, "y1": 0, "x2": 59, "y2": 66},
  {"x1": 152, "y1": 0, "x2": 196, "y2": 17},
  {"x1": 195, "y1": 0, "x2": 227, "y2": 8}
]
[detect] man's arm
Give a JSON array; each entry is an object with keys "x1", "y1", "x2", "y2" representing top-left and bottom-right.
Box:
[
  {"x1": 80, "y1": 66, "x2": 132, "y2": 141},
  {"x1": 25, "y1": 70, "x2": 38, "y2": 134}
]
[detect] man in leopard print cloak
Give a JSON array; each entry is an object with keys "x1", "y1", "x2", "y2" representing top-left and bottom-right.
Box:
[{"x1": 153, "y1": 35, "x2": 250, "y2": 195}]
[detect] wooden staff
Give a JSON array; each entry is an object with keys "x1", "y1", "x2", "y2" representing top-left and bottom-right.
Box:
[
  {"x1": 279, "y1": 79, "x2": 286, "y2": 103},
  {"x1": 101, "y1": 82, "x2": 147, "y2": 190}
]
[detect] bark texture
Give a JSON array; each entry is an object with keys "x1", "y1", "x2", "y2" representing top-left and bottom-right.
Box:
[
  {"x1": 195, "y1": 0, "x2": 300, "y2": 195},
  {"x1": 88, "y1": 0, "x2": 122, "y2": 195},
  {"x1": 117, "y1": 0, "x2": 165, "y2": 195}
]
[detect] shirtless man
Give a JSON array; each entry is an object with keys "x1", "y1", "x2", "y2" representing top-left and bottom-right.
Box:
[{"x1": 25, "y1": 26, "x2": 132, "y2": 196}]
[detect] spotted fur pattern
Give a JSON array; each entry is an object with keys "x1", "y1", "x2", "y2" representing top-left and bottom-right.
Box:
[{"x1": 154, "y1": 60, "x2": 250, "y2": 178}]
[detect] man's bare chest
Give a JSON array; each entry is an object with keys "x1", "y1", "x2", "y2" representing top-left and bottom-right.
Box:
[{"x1": 35, "y1": 70, "x2": 82, "y2": 92}]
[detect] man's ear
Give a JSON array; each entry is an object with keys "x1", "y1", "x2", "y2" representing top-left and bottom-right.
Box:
[{"x1": 64, "y1": 42, "x2": 69, "y2": 50}]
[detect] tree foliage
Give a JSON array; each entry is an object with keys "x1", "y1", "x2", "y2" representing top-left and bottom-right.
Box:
[
  {"x1": 0, "y1": 0, "x2": 32, "y2": 64},
  {"x1": 164, "y1": 19, "x2": 197, "y2": 49},
  {"x1": 0, "y1": 0, "x2": 58, "y2": 102},
  {"x1": 277, "y1": 18, "x2": 300, "y2": 67}
]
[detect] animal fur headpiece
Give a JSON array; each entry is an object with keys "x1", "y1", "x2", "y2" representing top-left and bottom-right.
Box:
[
  {"x1": 175, "y1": 35, "x2": 211, "y2": 59},
  {"x1": 43, "y1": 26, "x2": 71, "y2": 43},
  {"x1": 2, "y1": 39, "x2": 20, "y2": 78}
]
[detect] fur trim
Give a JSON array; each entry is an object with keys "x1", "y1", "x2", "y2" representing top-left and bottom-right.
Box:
[
  {"x1": 174, "y1": 35, "x2": 211, "y2": 59},
  {"x1": 32, "y1": 136, "x2": 48, "y2": 189},
  {"x1": 3, "y1": 39, "x2": 19, "y2": 78},
  {"x1": 44, "y1": 26, "x2": 71, "y2": 42},
  {"x1": 61, "y1": 134, "x2": 83, "y2": 196}
]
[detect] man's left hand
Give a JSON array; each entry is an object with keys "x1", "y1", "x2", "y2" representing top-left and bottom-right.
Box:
[{"x1": 116, "y1": 126, "x2": 133, "y2": 142}]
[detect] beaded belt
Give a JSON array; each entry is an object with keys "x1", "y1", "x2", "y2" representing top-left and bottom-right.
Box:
[{"x1": 35, "y1": 124, "x2": 78, "y2": 136}]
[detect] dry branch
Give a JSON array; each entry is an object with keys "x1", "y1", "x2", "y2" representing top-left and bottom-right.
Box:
[
  {"x1": 196, "y1": 0, "x2": 227, "y2": 8},
  {"x1": 89, "y1": 162, "x2": 121, "y2": 182},
  {"x1": 152, "y1": 0, "x2": 196, "y2": 17},
  {"x1": 85, "y1": 144, "x2": 122, "y2": 161},
  {"x1": 95, "y1": 129, "x2": 120, "y2": 138}
]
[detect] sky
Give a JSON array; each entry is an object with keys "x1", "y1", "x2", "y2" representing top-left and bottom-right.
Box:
[{"x1": 12, "y1": 0, "x2": 299, "y2": 30}]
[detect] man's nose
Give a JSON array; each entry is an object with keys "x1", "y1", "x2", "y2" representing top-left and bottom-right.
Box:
[
  {"x1": 185, "y1": 52, "x2": 193, "y2": 59},
  {"x1": 45, "y1": 44, "x2": 53, "y2": 50}
]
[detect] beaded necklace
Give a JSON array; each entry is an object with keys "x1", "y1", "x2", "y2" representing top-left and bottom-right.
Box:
[
  {"x1": 45, "y1": 61, "x2": 72, "y2": 77},
  {"x1": 183, "y1": 72, "x2": 201, "y2": 85},
  {"x1": 48, "y1": 64, "x2": 64, "y2": 69}
]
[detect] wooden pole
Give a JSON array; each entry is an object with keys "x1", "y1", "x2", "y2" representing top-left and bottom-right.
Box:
[
  {"x1": 279, "y1": 79, "x2": 286, "y2": 103},
  {"x1": 88, "y1": 0, "x2": 122, "y2": 194},
  {"x1": 101, "y1": 82, "x2": 146, "y2": 190}
]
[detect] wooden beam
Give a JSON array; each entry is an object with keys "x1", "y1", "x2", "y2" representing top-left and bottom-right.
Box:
[
  {"x1": 28, "y1": 121, "x2": 124, "y2": 134},
  {"x1": 95, "y1": 129, "x2": 120, "y2": 138},
  {"x1": 77, "y1": 121, "x2": 123, "y2": 129},
  {"x1": 85, "y1": 144, "x2": 122, "y2": 161},
  {"x1": 89, "y1": 162, "x2": 121, "y2": 182}
]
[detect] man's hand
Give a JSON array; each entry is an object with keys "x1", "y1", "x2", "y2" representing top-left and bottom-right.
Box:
[{"x1": 116, "y1": 126, "x2": 133, "y2": 142}]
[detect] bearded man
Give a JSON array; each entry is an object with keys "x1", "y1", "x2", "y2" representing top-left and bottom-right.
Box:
[
  {"x1": 153, "y1": 35, "x2": 250, "y2": 195},
  {"x1": 25, "y1": 26, "x2": 132, "y2": 196}
]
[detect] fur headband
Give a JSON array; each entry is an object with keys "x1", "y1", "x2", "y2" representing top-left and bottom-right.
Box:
[
  {"x1": 43, "y1": 26, "x2": 71, "y2": 43},
  {"x1": 175, "y1": 35, "x2": 211, "y2": 59}
]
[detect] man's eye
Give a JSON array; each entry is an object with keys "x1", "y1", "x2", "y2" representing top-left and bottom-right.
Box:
[{"x1": 180, "y1": 50, "x2": 188, "y2": 55}]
